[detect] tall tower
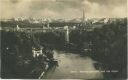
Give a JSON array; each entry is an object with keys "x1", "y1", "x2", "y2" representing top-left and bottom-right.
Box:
[
  {"x1": 82, "y1": 9, "x2": 85, "y2": 23},
  {"x1": 82, "y1": 9, "x2": 86, "y2": 27}
]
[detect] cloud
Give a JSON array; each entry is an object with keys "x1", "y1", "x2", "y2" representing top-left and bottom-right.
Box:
[
  {"x1": 0, "y1": 0, "x2": 127, "y2": 19},
  {"x1": 88, "y1": 0, "x2": 126, "y2": 6},
  {"x1": 0, "y1": 0, "x2": 32, "y2": 19},
  {"x1": 81, "y1": 0, "x2": 127, "y2": 18}
]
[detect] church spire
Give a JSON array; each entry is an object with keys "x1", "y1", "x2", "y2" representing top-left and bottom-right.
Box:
[{"x1": 82, "y1": 9, "x2": 85, "y2": 22}]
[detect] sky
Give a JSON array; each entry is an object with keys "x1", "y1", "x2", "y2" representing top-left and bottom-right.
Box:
[{"x1": 0, "y1": 0, "x2": 127, "y2": 19}]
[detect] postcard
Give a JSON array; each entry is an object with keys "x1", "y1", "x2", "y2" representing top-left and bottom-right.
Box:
[{"x1": 0, "y1": 0, "x2": 127, "y2": 80}]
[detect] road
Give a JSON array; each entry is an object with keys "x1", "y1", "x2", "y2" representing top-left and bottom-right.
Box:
[{"x1": 43, "y1": 50, "x2": 103, "y2": 79}]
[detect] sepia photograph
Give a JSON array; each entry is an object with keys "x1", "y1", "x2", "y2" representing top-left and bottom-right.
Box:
[{"x1": 0, "y1": 0, "x2": 127, "y2": 80}]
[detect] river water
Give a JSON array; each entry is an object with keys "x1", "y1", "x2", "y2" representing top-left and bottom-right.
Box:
[{"x1": 43, "y1": 50, "x2": 103, "y2": 79}]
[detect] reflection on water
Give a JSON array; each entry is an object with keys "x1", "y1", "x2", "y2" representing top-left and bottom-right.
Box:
[{"x1": 43, "y1": 50, "x2": 103, "y2": 79}]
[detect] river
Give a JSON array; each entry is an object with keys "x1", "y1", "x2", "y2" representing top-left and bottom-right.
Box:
[{"x1": 43, "y1": 50, "x2": 103, "y2": 79}]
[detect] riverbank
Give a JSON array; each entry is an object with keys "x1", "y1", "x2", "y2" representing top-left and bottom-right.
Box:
[{"x1": 43, "y1": 50, "x2": 103, "y2": 79}]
